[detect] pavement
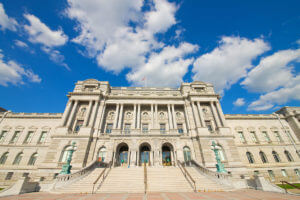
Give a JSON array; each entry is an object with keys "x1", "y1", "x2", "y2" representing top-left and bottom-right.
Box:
[{"x1": 0, "y1": 189, "x2": 299, "y2": 200}]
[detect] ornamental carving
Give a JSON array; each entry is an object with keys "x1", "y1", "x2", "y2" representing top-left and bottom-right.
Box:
[
  {"x1": 176, "y1": 112, "x2": 183, "y2": 120},
  {"x1": 107, "y1": 111, "x2": 115, "y2": 120},
  {"x1": 78, "y1": 107, "x2": 86, "y2": 117},
  {"x1": 125, "y1": 111, "x2": 133, "y2": 120},
  {"x1": 158, "y1": 112, "x2": 166, "y2": 120},
  {"x1": 142, "y1": 111, "x2": 150, "y2": 120}
]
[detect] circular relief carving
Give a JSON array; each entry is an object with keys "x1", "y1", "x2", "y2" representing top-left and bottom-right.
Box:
[
  {"x1": 78, "y1": 107, "x2": 86, "y2": 117},
  {"x1": 176, "y1": 112, "x2": 183, "y2": 120},
  {"x1": 107, "y1": 111, "x2": 115, "y2": 120},
  {"x1": 142, "y1": 112, "x2": 149, "y2": 120},
  {"x1": 202, "y1": 108, "x2": 208, "y2": 114}
]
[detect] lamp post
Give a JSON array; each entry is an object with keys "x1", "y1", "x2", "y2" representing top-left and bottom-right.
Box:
[
  {"x1": 211, "y1": 141, "x2": 226, "y2": 173},
  {"x1": 60, "y1": 141, "x2": 76, "y2": 174}
]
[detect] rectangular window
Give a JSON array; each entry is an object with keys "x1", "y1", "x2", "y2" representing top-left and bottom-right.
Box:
[
  {"x1": 254, "y1": 170, "x2": 259, "y2": 176},
  {"x1": 238, "y1": 131, "x2": 246, "y2": 143},
  {"x1": 262, "y1": 131, "x2": 271, "y2": 143},
  {"x1": 38, "y1": 131, "x2": 47, "y2": 144},
  {"x1": 274, "y1": 131, "x2": 283, "y2": 142},
  {"x1": 74, "y1": 120, "x2": 83, "y2": 133},
  {"x1": 106, "y1": 123, "x2": 113, "y2": 134},
  {"x1": 160, "y1": 124, "x2": 166, "y2": 134},
  {"x1": 5, "y1": 172, "x2": 13, "y2": 180},
  {"x1": 124, "y1": 124, "x2": 131, "y2": 134},
  {"x1": 22, "y1": 173, "x2": 29, "y2": 177},
  {"x1": 294, "y1": 169, "x2": 300, "y2": 179},
  {"x1": 9, "y1": 131, "x2": 20, "y2": 144},
  {"x1": 142, "y1": 124, "x2": 148, "y2": 134},
  {"x1": 177, "y1": 124, "x2": 183, "y2": 134},
  {"x1": 268, "y1": 170, "x2": 275, "y2": 181},
  {"x1": 205, "y1": 121, "x2": 213, "y2": 132},
  {"x1": 250, "y1": 131, "x2": 258, "y2": 143},
  {"x1": 23, "y1": 131, "x2": 34, "y2": 144},
  {"x1": 0, "y1": 131, "x2": 7, "y2": 142},
  {"x1": 281, "y1": 169, "x2": 288, "y2": 177}
]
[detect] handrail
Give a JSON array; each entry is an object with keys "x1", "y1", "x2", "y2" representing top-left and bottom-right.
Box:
[
  {"x1": 281, "y1": 181, "x2": 300, "y2": 193},
  {"x1": 191, "y1": 160, "x2": 231, "y2": 180},
  {"x1": 177, "y1": 160, "x2": 196, "y2": 192},
  {"x1": 144, "y1": 163, "x2": 147, "y2": 194},
  {"x1": 92, "y1": 161, "x2": 112, "y2": 194}
]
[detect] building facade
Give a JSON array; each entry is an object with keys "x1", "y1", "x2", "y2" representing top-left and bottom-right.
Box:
[{"x1": 0, "y1": 79, "x2": 299, "y2": 188}]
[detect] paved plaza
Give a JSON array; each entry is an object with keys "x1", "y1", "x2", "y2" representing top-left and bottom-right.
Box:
[{"x1": 0, "y1": 190, "x2": 299, "y2": 200}]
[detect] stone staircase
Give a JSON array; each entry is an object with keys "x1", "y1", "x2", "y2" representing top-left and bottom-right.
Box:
[
  {"x1": 54, "y1": 168, "x2": 104, "y2": 193},
  {"x1": 96, "y1": 167, "x2": 144, "y2": 193},
  {"x1": 147, "y1": 167, "x2": 194, "y2": 192},
  {"x1": 185, "y1": 166, "x2": 233, "y2": 191}
]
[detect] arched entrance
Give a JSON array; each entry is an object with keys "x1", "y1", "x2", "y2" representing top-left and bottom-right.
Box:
[
  {"x1": 183, "y1": 146, "x2": 191, "y2": 166},
  {"x1": 98, "y1": 147, "x2": 106, "y2": 162},
  {"x1": 162, "y1": 143, "x2": 173, "y2": 166},
  {"x1": 139, "y1": 143, "x2": 151, "y2": 166},
  {"x1": 116, "y1": 143, "x2": 129, "y2": 167}
]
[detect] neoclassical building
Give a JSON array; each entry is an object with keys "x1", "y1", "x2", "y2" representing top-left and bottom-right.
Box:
[{"x1": 0, "y1": 79, "x2": 299, "y2": 191}]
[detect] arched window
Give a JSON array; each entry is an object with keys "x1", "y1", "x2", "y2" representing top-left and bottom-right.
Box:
[
  {"x1": 183, "y1": 146, "x2": 191, "y2": 163},
  {"x1": 28, "y1": 153, "x2": 38, "y2": 165},
  {"x1": 272, "y1": 151, "x2": 281, "y2": 163},
  {"x1": 0, "y1": 152, "x2": 8, "y2": 164},
  {"x1": 246, "y1": 152, "x2": 255, "y2": 164},
  {"x1": 60, "y1": 146, "x2": 72, "y2": 163},
  {"x1": 98, "y1": 147, "x2": 106, "y2": 162},
  {"x1": 13, "y1": 152, "x2": 23, "y2": 165},
  {"x1": 284, "y1": 150, "x2": 293, "y2": 162},
  {"x1": 259, "y1": 151, "x2": 268, "y2": 163}
]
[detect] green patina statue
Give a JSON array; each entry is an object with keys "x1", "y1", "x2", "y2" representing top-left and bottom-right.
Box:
[
  {"x1": 60, "y1": 141, "x2": 76, "y2": 174},
  {"x1": 211, "y1": 141, "x2": 227, "y2": 173}
]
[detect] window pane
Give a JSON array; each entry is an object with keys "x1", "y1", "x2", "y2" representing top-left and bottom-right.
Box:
[
  {"x1": 24, "y1": 131, "x2": 34, "y2": 144},
  {"x1": 142, "y1": 124, "x2": 148, "y2": 133},
  {"x1": 106, "y1": 123, "x2": 113, "y2": 134},
  {"x1": 38, "y1": 132, "x2": 47, "y2": 143},
  {"x1": 238, "y1": 131, "x2": 246, "y2": 143},
  {"x1": 177, "y1": 124, "x2": 183, "y2": 134},
  {"x1": 0, "y1": 131, "x2": 7, "y2": 142},
  {"x1": 160, "y1": 124, "x2": 166, "y2": 134}
]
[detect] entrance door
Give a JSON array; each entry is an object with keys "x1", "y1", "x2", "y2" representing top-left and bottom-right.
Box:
[
  {"x1": 119, "y1": 151, "x2": 128, "y2": 166},
  {"x1": 162, "y1": 146, "x2": 172, "y2": 166},
  {"x1": 140, "y1": 145, "x2": 151, "y2": 166},
  {"x1": 183, "y1": 146, "x2": 191, "y2": 166}
]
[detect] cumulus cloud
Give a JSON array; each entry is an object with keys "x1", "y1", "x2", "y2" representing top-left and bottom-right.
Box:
[
  {"x1": 192, "y1": 36, "x2": 270, "y2": 95},
  {"x1": 66, "y1": 0, "x2": 192, "y2": 86},
  {"x1": 233, "y1": 98, "x2": 245, "y2": 107},
  {"x1": 127, "y1": 42, "x2": 198, "y2": 87},
  {"x1": 242, "y1": 49, "x2": 300, "y2": 92},
  {"x1": 244, "y1": 48, "x2": 300, "y2": 111},
  {"x1": 24, "y1": 14, "x2": 68, "y2": 47},
  {"x1": 14, "y1": 40, "x2": 29, "y2": 48},
  {"x1": 0, "y1": 50, "x2": 41, "y2": 86},
  {"x1": 24, "y1": 14, "x2": 69, "y2": 69},
  {"x1": 0, "y1": 3, "x2": 18, "y2": 31}
]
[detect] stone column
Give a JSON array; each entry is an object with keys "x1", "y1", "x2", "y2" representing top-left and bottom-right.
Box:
[
  {"x1": 113, "y1": 104, "x2": 119, "y2": 129},
  {"x1": 155, "y1": 104, "x2": 158, "y2": 129},
  {"x1": 89, "y1": 100, "x2": 99, "y2": 127},
  {"x1": 183, "y1": 104, "x2": 190, "y2": 132},
  {"x1": 216, "y1": 101, "x2": 227, "y2": 127},
  {"x1": 210, "y1": 101, "x2": 221, "y2": 128},
  {"x1": 196, "y1": 102, "x2": 205, "y2": 127},
  {"x1": 133, "y1": 104, "x2": 137, "y2": 129},
  {"x1": 61, "y1": 100, "x2": 73, "y2": 126},
  {"x1": 191, "y1": 102, "x2": 201, "y2": 127},
  {"x1": 97, "y1": 101, "x2": 106, "y2": 133},
  {"x1": 167, "y1": 104, "x2": 173, "y2": 130},
  {"x1": 137, "y1": 104, "x2": 141, "y2": 129},
  {"x1": 67, "y1": 100, "x2": 78, "y2": 128},
  {"x1": 151, "y1": 104, "x2": 154, "y2": 129},
  {"x1": 172, "y1": 104, "x2": 177, "y2": 129},
  {"x1": 84, "y1": 100, "x2": 93, "y2": 126},
  {"x1": 117, "y1": 103, "x2": 124, "y2": 129}
]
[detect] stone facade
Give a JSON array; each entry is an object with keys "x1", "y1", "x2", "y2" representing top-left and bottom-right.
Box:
[{"x1": 0, "y1": 79, "x2": 299, "y2": 188}]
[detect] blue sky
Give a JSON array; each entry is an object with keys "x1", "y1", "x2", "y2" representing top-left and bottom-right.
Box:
[{"x1": 0, "y1": 0, "x2": 299, "y2": 114}]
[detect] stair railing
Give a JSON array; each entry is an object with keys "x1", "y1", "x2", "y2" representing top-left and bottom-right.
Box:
[
  {"x1": 144, "y1": 163, "x2": 148, "y2": 194},
  {"x1": 177, "y1": 160, "x2": 196, "y2": 192},
  {"x1": 54, "y1": 160, "x2": 100, "y2": 189},
  {"x1": 281, "y1": 180, "x2": 300, "y2": 193},
  {"x1": 92, "y1": 161, "x2": 112, "y2": 194}
]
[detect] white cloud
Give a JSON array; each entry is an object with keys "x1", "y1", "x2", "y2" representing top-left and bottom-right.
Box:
[
  {"x1": 241, "y1": 49, "x2": 300, "y2": 92},
  {"x1": 0, "y1": 3, "x2": 18, "y2": 31},
  {"x1": 14, "y1": 40, "x2": 29, "y2": 48},
  {"x1": 233, "y1": 98, "x2": 245, "y2": 107},
  {"x1": 127, "y1": 42, "x2": 198, "y2": 87},
  {"x1": 192, "y1": 36, "x2": 270, "y2": 95},
  {"x1": 24, "y1": 14, "x2": 69, "y2": 69},
  {"x1": 66, "y1": 0, "x2": 190, "y2": 86},
  {"x1": 0, "y1": 50, "x2": 41, "y2": 86},
  {"x1": 24, "y1": 14, "x2": 68, "y2": 47},
  {"x1": 248, "y1": 76, "x2": 300, "y2": 111}
]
